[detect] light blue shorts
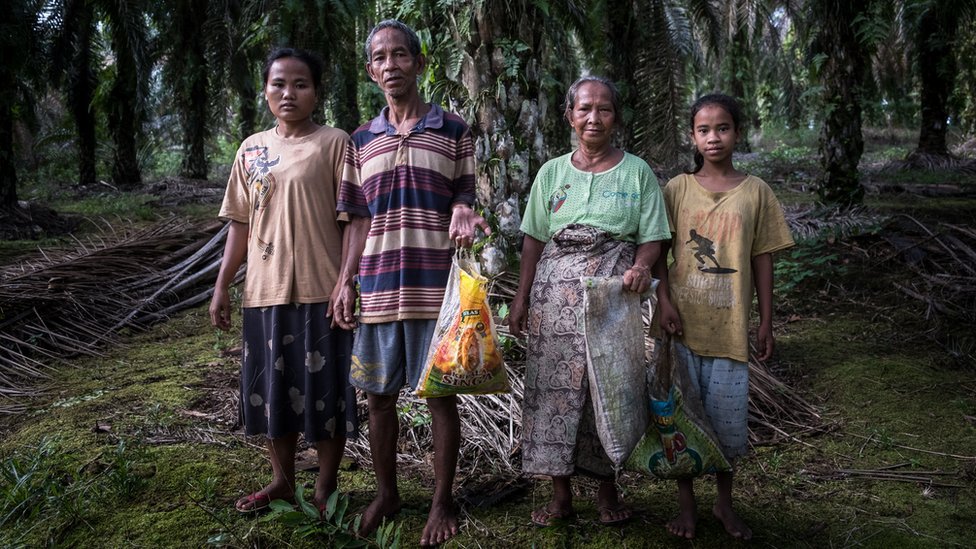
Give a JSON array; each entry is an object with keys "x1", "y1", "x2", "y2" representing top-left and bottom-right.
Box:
[
  {"x1": 350, "y1": 320, "x2": 436, "y2": 395},
  {"x1": 673, "y1": 341, "x2": 750, "y2": 460}
]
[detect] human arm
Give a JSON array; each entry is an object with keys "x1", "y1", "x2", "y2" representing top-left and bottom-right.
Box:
[
  {"x1": 329, "y1": 215, "x2": 370, "y2": 330},
  {"x1": 209, "y1": 221, "x2": 248, "y2": 331},
  {"x1": 652, "y1": 241, "x2": 682, "y2": 335},
  {"x1": 752, "y1": 252, "x2": 774, "y2": 361},
  {"x1": 449, "y1": 203, "x2": 491, "y2": 248},
  {"x1": 508, "y1": 235, "x2": 545, "y2": 340},
  {"x1": 623, "y1": 240, "x2": 662, "y2": 294}
]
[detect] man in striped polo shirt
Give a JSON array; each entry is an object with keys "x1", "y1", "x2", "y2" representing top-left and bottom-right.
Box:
[{"x1": 332, "y1": 19, "x2": 490, "y2": 547}]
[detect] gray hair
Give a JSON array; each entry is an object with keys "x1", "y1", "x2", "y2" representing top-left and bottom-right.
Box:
[
  {"x1": 564, "y1": 75, "x2": 622, "y2": 117},
  {"x1": 365, "y1": 19, "x2": 422, "y2": 62}
]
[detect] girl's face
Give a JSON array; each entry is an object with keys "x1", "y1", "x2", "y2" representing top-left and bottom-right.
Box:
[
  {"x1": 568, "y1": 81, "x2": 616, "y2": 150},
  {"x1": 264, "y1": 57, "x2": 317, "y2": 124},
  {"x1": 690, "y1": 104, "x2": 739, "y2": 165}
]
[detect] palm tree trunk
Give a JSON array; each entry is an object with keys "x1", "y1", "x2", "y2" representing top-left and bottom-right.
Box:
[
  {"x1": 178, "y1": 0, "x2": 209, "y2": 179},
  {"x1": 108, "y1": 47, "x2": 142, "y2": 188},
  {"x1": 69, "y1": 3, "x2": 98, "y2": 188},
  {"x1": 813, "y1": 1, "x2": 870, "y2": 206},
  {"x1": 0, "y1": 101, "x2": 17, "y2": 208},
  {"x1": 912, "y1": 7, "x2": 958, "y2": 157}
]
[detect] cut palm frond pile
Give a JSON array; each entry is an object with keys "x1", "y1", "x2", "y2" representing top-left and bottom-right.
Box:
[
  {"x1": 0, "y1": 218, "x2": 237, "y2": 415},
  {"x1": 784, "y1": 204, "x2": 887, "y2": 241},
  {"x1": 883, "y1": 215, "x2": 976, "y2": 336}
]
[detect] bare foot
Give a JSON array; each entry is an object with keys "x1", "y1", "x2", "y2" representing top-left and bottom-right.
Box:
[
  {"x1": 713, "y1": 503, "x2": 752, "y2": 540},
  {"x1": 420, "y1": 501, "x2": 458, "y2": 546},
  {"x1": 235, "y1": 482, "x2": 294, "y2": 513},
  {"x1": 596, "y1": 481, "x2": 631, "y2": 525},
  {"x1": 357, "y1": 494, "x2": 401, "y2": 537},
  {"x1": 531, "y1": 501, "x2": 575, "y2": 527},
  {"x1": 666, "y1": 508, "x2": 697, "y2": 539}
]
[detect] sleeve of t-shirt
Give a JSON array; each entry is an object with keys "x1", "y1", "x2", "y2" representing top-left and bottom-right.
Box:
[
  {"x1": 752, "y1": 179, "x2": 795, "y2": 256},
  {"x1": 337, "y1": 139, "x2": 370, "y2": 219},
  {"x1": 519, "y1": 162, "x2": 553, "y2": 242},
  {"x1": 636, "y1": 163, "x2": 673, "y2": 244},
  {"x1": 218, "y1": 142, "x2": 251, "y2": 224},
  {"x1": 451, "y1": 126, "x2": 477, "y2": 207}
]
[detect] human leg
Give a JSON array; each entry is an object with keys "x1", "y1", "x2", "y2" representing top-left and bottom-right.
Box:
[
  {"x1": 421, "y1": 395, "x2": 460, "y2": 545},
  {"x1": 531, "y1": 475, "x2": 574, "y2": 526},
  {"x1": 596, "y1": 479, "x2": 631, "y2": 525},
  {"x1": 666, "y1": 478, "x2": 697, "y2": 538},
  {"x1": 358, "y1": 392, "x2": 402, "y2": 536},
  {"x1": 313, "y1": 436, "x2": 346, "y2": 504},
  {"x1": 236, "y1": 433, "x2": 299, "y2": 512},
  {"x1": 713, "y1": 470, "x2": 752, "y2": 539}
]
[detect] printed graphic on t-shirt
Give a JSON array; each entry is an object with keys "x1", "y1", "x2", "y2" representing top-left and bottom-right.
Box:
[
  {"x1": 242, "y1": 145, "x2": 281, "y2": 212},
  {"x1": 686, "y1": 229, "x2": 737, "y2": 274},
  {"x1": 550, "y1": 184, "x2": 570, "y2": 213}
]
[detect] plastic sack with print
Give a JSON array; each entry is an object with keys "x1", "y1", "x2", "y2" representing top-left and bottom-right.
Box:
[{"x1": 415, "y1": 250, "x2": 510, "y2": 398}]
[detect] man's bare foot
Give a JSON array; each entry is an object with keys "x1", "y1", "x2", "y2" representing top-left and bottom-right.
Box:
[
  {"x1": 713, "y1": 503, "x2": 752, "y2": 540},
  {"x1": 666, "y1": 508, "x2": 697, "y2": 539},
  {"x1": 420, "y1": 501, "x2": 458, "y2": 546},
  {"x1": 357, "y1": 494, "x2": 401, "y2": 537}
]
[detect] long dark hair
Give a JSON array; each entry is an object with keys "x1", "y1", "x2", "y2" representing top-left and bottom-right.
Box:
[
  {"x1": 261, "y1": 47, "x2": 324, "y2": 92},
  {"x1": 687, "y1": 93, "x2": 744, "y2": 174}
]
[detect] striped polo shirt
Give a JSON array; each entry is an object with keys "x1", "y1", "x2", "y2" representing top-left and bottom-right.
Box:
[{"x1": 337, "y1": 103, "x2": 476, "y2": 323}]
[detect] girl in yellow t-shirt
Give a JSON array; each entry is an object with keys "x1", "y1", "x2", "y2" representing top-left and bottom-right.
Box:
[{"x1": 652, "y1": 93, "x2": 794, "y2": 541}]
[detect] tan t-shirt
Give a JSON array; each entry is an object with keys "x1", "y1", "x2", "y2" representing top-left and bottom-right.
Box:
[
  {"x1": 662, "y1": 174, "x2": 794, "y2": 362},
  {"x1": 219, "y1": 125, "x2": 349, "y2": 307}
]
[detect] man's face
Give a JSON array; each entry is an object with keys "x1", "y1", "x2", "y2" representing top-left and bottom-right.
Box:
[{"x1": 366, "y1": 27, "x2": 425, "y2": 99}]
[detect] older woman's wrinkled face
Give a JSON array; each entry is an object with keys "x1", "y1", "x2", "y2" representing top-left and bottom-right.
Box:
[{"x1": 568, "y1": 81, "x2": 616, "y2": 149}]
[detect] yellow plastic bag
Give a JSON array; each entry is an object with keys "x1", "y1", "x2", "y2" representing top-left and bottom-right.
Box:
[{"x1": 415, "y1": 251, "x2": 510, "y2": 398}]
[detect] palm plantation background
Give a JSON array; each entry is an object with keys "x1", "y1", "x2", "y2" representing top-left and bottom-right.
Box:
[
  {"x1": 2, "y1": 1, "x2": 976, "y2": 547},
  {"x1": 3, "y1": 0, "x2": 975, "y2": 216}
]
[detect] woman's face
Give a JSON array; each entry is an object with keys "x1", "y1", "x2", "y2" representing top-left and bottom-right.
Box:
[
  {"x1": 568, "y1": 81, "x2": 616, "y2": 149},
  {"x1": 264, "y1": 57, "x2": 317, "y2": 124}
]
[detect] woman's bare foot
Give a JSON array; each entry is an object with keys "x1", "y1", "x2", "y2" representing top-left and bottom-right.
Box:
[
  {"x1": 596, "y1": 480, "x2": 631, "y2": 525},
  {"x1": 357, "y1": 494, "x2": 401, "y2": 537},
  {"x1": 713, "y1": 503, "x2": 752, "y2": 540},
  {"x1": 531, "y1": 501, "x2": 575, "y2": 527},
  {"x1": 666, "y1": 508, "x2": 697, "y2": 539},
  {"x1": 235, "y1": 481, "x2": 294, "y2": 512},
  {"x1": 420, "y1": 501, "x2": 458, "y2": 546}
]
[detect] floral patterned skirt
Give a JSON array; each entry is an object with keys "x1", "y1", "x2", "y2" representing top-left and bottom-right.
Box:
[
  {"x1": 240, "y1": 302, "x2": 358, "y2": 442},
  {"x1": 521, "y1": 225, "x2": 635, "y2": 477}
]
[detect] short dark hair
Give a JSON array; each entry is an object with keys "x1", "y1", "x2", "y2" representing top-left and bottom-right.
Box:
[
  {"x1": 687, "y1": 93, "x2": 745, "y2": 173},
  {"x1": 564, "y1": 75, "x2": 622, "y2": 119},
  {"x1": 365, "y1": 19, "x2": 422, "y2": 62},
  {"x1": 261, "y1": 47, "x2": 323, "y2": 91}
]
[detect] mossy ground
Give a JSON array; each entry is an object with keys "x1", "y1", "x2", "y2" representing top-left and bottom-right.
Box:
[{"x1": 2, "y1": 136, "x2": 975, "y2": 547}]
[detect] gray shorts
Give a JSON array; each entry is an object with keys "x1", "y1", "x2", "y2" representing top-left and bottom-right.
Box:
[{"x1": 350, "y1": 320, "x2": 436, "y2": 395}]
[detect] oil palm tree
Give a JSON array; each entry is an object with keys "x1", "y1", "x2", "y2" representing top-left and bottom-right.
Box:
[
  {"x1": 153, "y1": 0, "x2": 212, "y2": 179},
  {"x1": 100, "y1": 0, "x2": 151, "y2": 188},
  {"x1": 0, "y1": 1, "x2": 48, "y2": 208},
  {"x1": 804, "y1": 0, "x2": 880, "y2": 206},
  {"x1": 904, "y1": 0, "x2": 976, "y2": 160},
  {"x1": 50, "y1": 0, "x2": 99, "y2": 188}
]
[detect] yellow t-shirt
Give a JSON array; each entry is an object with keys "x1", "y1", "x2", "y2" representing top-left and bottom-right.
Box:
[
  {"x1": 219, "y1": 125, "x2": 350, "y2": 307},
  {"x1": 662, "y1": 174, "x2": 794, "y2": 362}
]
